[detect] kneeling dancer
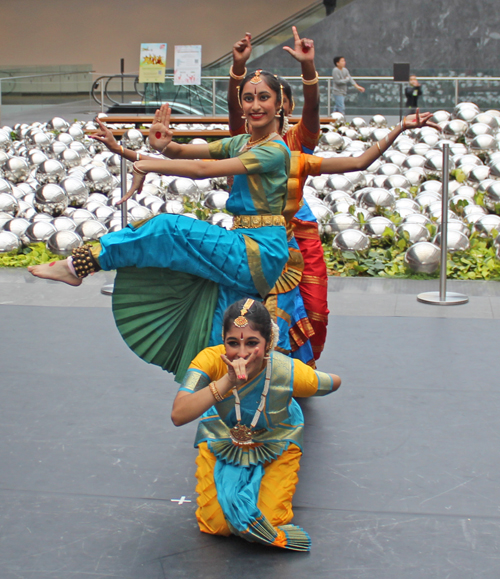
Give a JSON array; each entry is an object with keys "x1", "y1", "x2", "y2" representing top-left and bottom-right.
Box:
[{"x1": 171, "y1": 298, "x2": 341, "y2": 551}]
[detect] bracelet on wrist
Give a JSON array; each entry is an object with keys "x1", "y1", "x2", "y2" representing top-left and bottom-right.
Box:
[
  {"x1": 301, "y1": 71, "x2": 319, "y2": 86},
  {"x1": 376, "y1": 141, "x2": 382, "y2": 155},
  {"x1": 132, "y1": 162, "x2": 147, "y2": 175},
  {"x1": 230, "y1": 65, "x2": 247, "y2": 81},
  {"x1": 209, "y1": 381, "x2": 224, "y2": 403}
]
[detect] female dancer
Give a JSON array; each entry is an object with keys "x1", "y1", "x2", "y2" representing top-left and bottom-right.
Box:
[
  {"x1": 228, "y1": 28, "x2": 327, "y2": 365},
  {"x1": 227, "y1": 32, "x2": 440, "y2": 364},
  {"x1": 29, "y1": 70, "x2": 291, "y2": 382},
  {"x1": 173, "y1": 298, "x2": 341, "y2": 551}
]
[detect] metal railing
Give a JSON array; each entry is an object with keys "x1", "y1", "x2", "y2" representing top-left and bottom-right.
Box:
[
  {"x1": 0, "y1": 70, "x2": 93, "y2": 124},
  {"x1": 3, "y1": 71, "x2": 500, "y2": 124},
  {"x1": 89, "y1": 73, "x2": 500, "y2": 117}
]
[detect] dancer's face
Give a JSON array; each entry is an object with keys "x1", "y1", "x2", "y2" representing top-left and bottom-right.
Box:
[
  {"x1": 241, "y1": 78, "x2": 280, "y2": 132},
  {"x1": 282, "y1": 94, "x2": 292, "y2": 117},
  {"x1": 224, "y1": 324, "x2": 268, "y2": 380}
]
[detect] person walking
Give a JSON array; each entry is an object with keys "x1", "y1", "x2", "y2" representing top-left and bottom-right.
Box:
[
  {"x1": 405, "y1": 74, "x2": 422, "y2": 115},
  {"x1": 331, "y1": 55, "x2": 364, "y2": 116}
]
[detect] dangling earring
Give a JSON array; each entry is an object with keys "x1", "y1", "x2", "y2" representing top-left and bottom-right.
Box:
[
  {"x1": 244, "y1": 119, "x2": 250, "y2": 134},
  {"x1": 281, "y1": 116, "x2": 290, "y2": 136}
]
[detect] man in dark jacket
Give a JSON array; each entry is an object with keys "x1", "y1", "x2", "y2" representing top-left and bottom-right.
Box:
[{"x1": 405, "y1": 75, "x2": 422, "y2": 114}]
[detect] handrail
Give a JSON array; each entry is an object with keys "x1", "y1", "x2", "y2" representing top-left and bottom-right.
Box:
[
  {"x1": 0, "y1": 70, "x2": 93, "y2": 82},
  {"x1": 205, "y1": 0, "x2": 326, "y2": 69}
]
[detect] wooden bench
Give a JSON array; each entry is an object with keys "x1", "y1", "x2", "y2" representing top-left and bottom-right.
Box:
[{"x1": 85, "y1": 115, "x2": 336, "y2": 138}]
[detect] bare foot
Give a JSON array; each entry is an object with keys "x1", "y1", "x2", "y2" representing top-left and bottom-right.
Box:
[{"x1": 28, "y1": 259, "x2": 82, "y2": 287}]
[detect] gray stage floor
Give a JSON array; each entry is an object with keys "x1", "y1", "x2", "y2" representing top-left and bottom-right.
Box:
[{"x1": 1, "y1": 270, "x2": 499, "y2": 579}]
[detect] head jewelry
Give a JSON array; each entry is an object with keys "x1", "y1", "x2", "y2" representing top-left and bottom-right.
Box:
[{"x1": 233, "y1": 298, "x2": 255, "y2": 328}]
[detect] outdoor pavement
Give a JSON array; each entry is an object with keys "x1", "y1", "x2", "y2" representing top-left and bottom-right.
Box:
[{"x1": 1, "y1": 268, "x2": 499, "y2": 579}]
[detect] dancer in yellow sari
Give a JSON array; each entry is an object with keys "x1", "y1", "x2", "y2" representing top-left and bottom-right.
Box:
[{"x1": 172, "y1": 299, "x2": 341, "y2": 551}]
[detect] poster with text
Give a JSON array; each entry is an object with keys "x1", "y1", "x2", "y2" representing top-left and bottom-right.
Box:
[
  {"x1": 174, "y1": 45, "x2": 202, "y2": 85},
  {"x1": 139, "y1": 43, "x2": 167, "y2": 83}
]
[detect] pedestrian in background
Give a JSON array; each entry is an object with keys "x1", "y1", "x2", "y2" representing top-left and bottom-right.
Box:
[
  {"x1": 331, "y1": 55, "x2": 365, "y2": 116},
  {"x1": 405, "y1": 74, "x2": 422, "y2": 115}
]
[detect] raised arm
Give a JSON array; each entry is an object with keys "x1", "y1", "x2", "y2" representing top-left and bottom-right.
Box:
[
  {"x1": 228, "y1": 33, "x2": 252, "y2": 135},
  {"x1": 117, "y1": 156, "x2": 247, "y2": 205},
  {"x1": 283, "y1": 26, "x2": 320, "y2": 135},
  {"x1": 319, "y1": 111, "x2": 440, "y2": 174}
]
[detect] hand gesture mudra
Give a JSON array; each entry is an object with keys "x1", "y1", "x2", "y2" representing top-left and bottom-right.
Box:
[
  {"x1": 403, "y1": 109, "x2": 441, "y2": 131},
  {"x1": 232, "y1": 32, "x2": 252, "y2": 68},
  {"x1": 89, "y1": 118, "x2": 120, "y2": 153},
  {"x1": 282, "y1": 25, "x2": 315, "y2": 62},
  {"x1": 221, "y1": 348, "x2": 261, "y2": 386},
  {"x1": 149, "y1": 104, "x2": 173, "y2": 153}
]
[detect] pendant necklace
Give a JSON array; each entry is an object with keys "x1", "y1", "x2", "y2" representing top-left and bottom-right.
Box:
[{"x1": 229, "y1": 359, "x2": 271, "y2": 446}]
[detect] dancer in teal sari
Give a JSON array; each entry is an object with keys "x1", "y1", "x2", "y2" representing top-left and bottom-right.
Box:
[
  {"x1": 29, "y1": 71, "x2": 291, "y2": 381},
  {"x1": 172, "y1": 298, "x2": 341, "y2": 551}
]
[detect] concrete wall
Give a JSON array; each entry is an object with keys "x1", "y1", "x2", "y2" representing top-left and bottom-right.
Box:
[
  {"x1": 0, "y1": 0, "x2": 312, "y2": 74},
  {"x1": 250, "y1": 0, "x2": 500, "y2": 74}
]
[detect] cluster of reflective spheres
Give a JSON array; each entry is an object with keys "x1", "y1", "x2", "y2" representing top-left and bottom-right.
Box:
[
  {"x1": 3, "y1": 104, "x2": 500, "y2": 275},
  {"x1": 0, "y1": 117, "x2": 231, "y2": 255},
  {"x1": 308, "y1": 103, "x2": 500, "y2": 273}
]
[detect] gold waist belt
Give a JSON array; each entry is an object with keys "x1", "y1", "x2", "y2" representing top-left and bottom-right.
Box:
[{"x1": 232, "y1": 214, "x2": 286, "y2": 229}]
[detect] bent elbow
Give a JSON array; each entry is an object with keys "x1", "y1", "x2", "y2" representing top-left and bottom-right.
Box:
[{"x1": 171, "y1": 410, "x2": 185, "y2": 427}]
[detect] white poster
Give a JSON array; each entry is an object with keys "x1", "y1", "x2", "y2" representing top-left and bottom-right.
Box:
[{"x1": 174, "y1": 45, "x2": 202, "y2": 85}]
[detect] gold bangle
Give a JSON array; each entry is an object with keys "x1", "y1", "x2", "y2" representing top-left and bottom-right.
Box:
[
  {"x1": 376, "y1": 142, "x2": 382, "y2": 154},
  {"x1": 209, "y1": 381, "x2": 224, "y2": 402},
  {"x1": 120, "y1": 145, "x2": 124, "y2": 155},
  {"x1": 132, "y1": 162, "x2": 147, "y2": 175},
  {"x1": 301, "y1": 72, "x2": 319, "y2": 85},
  {"x1": 230, "y1": 65, "x2": 247, "y2": 81},
  {"x1": 136, "y1": 151, "x2": 140, "y2": 161}
]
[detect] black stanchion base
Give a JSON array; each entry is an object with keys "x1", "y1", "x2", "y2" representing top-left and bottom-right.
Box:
[{"x1": 417, "y1": 291, "x2": 469, "y2": 305}]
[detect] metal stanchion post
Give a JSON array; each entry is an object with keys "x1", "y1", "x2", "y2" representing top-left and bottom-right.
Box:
[
  {"x1": 212, "y1": 78, "x2": 216, "y2": 117},
  {"x1": 101, "y1": 155, "x2": 128, "y2": 296},
  {"x1": 327, "y1": 78, "x2": 331, "y2": 117},
  {"x1": 417, "y1": 144, "x2": 468, "y2": 306}
]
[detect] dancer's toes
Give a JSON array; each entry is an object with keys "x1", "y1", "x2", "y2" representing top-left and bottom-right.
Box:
[{"x1": 28, "y1": 260, "x2": 82, "y2": 286}]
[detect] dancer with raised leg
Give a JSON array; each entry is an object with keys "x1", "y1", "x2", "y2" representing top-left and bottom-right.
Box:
[
  {"x1": 29, "y1": 70, "x2": 291, "y2": 381},
  {"x1": 172, "y1": 298, "x2": 341, "y2": 551}
]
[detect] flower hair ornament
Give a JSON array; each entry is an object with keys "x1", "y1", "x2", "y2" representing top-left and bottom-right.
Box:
[{"x1": 265, "y1": 320, "x2": 280, "y2": 358}]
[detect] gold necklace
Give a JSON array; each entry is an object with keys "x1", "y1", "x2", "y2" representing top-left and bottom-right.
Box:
[
  {"x1": 240, "y1": 131, "x2": 278, "y2": 153},
  {"x1": 229, "y1": 359, "x2": 272, "y2": 446}
]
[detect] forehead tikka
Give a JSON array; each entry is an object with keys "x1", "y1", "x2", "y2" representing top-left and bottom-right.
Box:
[
  {"x1": 250, "y1": 70, "x2": 263, "y2": 84},
  {"x1": 233, "y1": 298, "x2": 255, "y2": 328}
]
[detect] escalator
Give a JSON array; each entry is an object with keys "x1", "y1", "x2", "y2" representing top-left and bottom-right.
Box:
[{"x1": 204, "y1": 0, "x2": 356, "y2": 73}]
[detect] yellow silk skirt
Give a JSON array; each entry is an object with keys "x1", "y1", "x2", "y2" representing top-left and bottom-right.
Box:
[{"x1": 195, "y1": 442, "x2": 302, "y2": 536}]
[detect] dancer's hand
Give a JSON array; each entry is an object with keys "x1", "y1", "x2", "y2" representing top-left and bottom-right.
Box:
[
  {"x1": 89, "y1": 118, "x2": 120, "y2": 153},
  {"x1": 221, "y1": 348, "x2": 260, "y2": 386},
  {"x1": 403, "y1": 109, "x2": 441, "y2": 131},
  {"x1": 232, "y1": 32, "x2": 252, "y2": 70},
  {"x1": 116, "y1": 168, "x2": 145, "y2": 205},
  {"x1": 149, "y1": 104, "x2": 173, "y2": 153},
  {"x1": 283, "y1": 26, "x2": 315, "y2": 62}
]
